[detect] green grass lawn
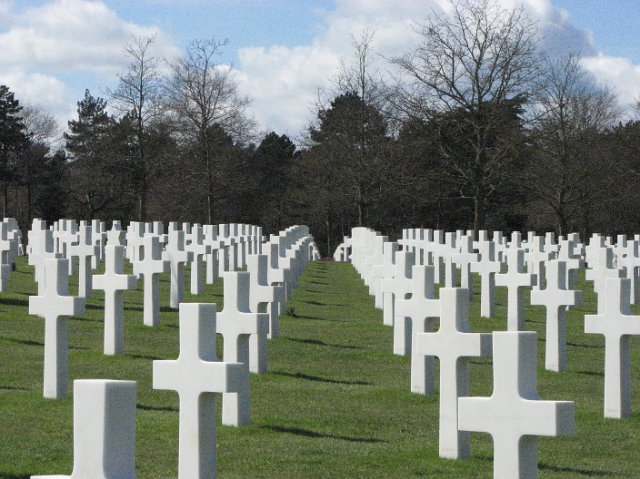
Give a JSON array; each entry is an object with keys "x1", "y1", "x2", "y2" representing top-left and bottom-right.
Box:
[{"x1": 0, "y1": 256, "x2": 639, "y2": 477}]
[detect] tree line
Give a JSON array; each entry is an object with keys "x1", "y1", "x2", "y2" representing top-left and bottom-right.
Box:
[{"x1": 1, "y1": 0, "x2": 639, "y2": 255}]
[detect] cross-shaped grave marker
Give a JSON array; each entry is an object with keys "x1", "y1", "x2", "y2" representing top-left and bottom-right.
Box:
[
  {"x1": 204, "y1": 225, "x2": 220, "y2": 285},
  {"x1": 452, "y1": 235, "x2": 478, "y2": 299},
  {"x1": 187, "y1": 224, "x2": 210, "y2": 295},
  {"x1": 28, "y1": 220, "x2": 56, "y2": 290},
  {"x1": 458, "y1": 331, "x2": 575, "y2": 478},
  {"x1": 163, "y1": 227, "x2": 193, "y2": 309},
  {"x1": 67, "y1": 224, "x2": 99, "y2": 299},
  {"x1": 246, "y1": 253, "x2": 284, "y2": 339},
  {"x1": 470, "y1": 240, "x2": 503, "y2": 318},
  {"x1": 0, "y1": 222, "x2": 15, "y2": 290},
  {"x1": 216, "y1": 271, "x2": 269, "y2": 426},
  {"x1": 495, "y1": 248, "x2": 536, "y2": 330},
  {"x1": 29, "y1": 258, "x2": 85, "y2": 398},
  {"x1": 586, "y1": 247, "x2": 623, "y2": 313},
  {"x1": 93, "y1": 245, "x2": 138, "y2": 355},
  {"x1": 394, "y1": 265, "x2": 440, "y2": 357},
  {"x1": 133, "y1": 235, "x2": 169, "y2": 326},
  {"x1": 31, "y1": 379, "x2": 137, "y2": 479},
  {"x1": 413, "y1": 287, "x2": 491, "y2": 459},
  {"x1": 526, "y1": 236, "x2": 551, "y2": 289},
  {"x1": 154, "y1": 303, "x2": 246, "y2": 479},
  {"x1": 530, "y1": 259, "x2": 582, "y2": 371},
  {"x1": 379, "y1": 250, "x2": 414, "y2": 327},
  {"x1": 615, "y1": 238, "x2": 640, "y2": 304},
  {"x1": 585, "y1": 276, "x2": 640, "y2": 418}
]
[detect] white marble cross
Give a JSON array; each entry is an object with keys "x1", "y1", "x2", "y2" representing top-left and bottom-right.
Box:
[
  {"x1": 217, "y1": 272, "x2": 269, "y2": 426},
  {"x1": 28, "y1": 220, "x2": 56, "y2": 290},
  {"x1": 495, "y1": 248, "x2": 536, "y2": 331},
  {"x1": 31, "y1": 379, "x2": 137, "y2": 479},
  {"x1": 557, "y1": 237, "x2": 583, "y2": 290},
  {"x1": 394, "y1": 265, "x2": 440, "y2": 357},
  {"x1": 470, "y1": 240, "x2": 503, "y2": 318},
  {"x1": 246, "y1": 253, "x2": 284, "y2": 339},
  {"x1": 413, "y1": 287, "x2": 491, "y2": 459},
  {"x1": 204, "y1": 225, "x2": 219, "y2": 285},
  {"x1": 154, "y1": 303, "x2": 246, "y2": 479},
  {"x1": 28, "y1": 258, "x2": 85, "y2": 398},
  {"x1": 530, "y1": 259, "x2": 582, "y2": 372},
  {"x1": 526, "y1": 236, "x2": 551, "y2": 289},
  {"x1": 93, "y1": 245, "x2": 138, "y2": 355},
  {"x1": 67, "y1": 224, "x2": 99, "y2": 299},
  {"x1": 133, "y1": 235, "x2": 169, "y2": 326},
  {"x1": 370, "y1": 239, "x2": 394, "y2": 309},
  {"x1": 585, "y1": 277, "x2": 640, "y2": 418},
  {"x1": 458, "y1": 331, "x2": 575, "y2": 478},
  {"x1": 379, "y1": 251, "x2": 414, "y2": 327},
  {"x1": 163, "y1": 228, "x2": 193, "y2": 309},
  {"x1": 452, "y1": 235, "x2": 478, "y2": 299},
  {"x1": 615, "y1": 238, "x2": 640, "y2": 304},
  {"x1": 187, "y1": 224, "x2": 210, "y2": 295},
  {"x1": 586, "y1": 247, "x2": 623, "y2": 313}
]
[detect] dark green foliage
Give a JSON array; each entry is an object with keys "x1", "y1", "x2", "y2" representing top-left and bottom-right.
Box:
[{"x1": 0, "y1": 85, "x2": 29, "y2": 217}]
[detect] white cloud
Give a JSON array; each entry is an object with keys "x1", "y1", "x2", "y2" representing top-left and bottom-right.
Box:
[
  {"x1": 236, "y1": 0, "x2": 614, "y2": 136},
  {"x1": 0, "y1": 0, "x2": 179, "y2": 130},
  {"x1": 0, "y1": 69, "x2": 71, "y2": 130},
  {"x1": 0, "y1": 0, "x2": 177, "y2": 74},
  {"x1": 581, "y1": 55, "x2": 640, "y2": 106}
]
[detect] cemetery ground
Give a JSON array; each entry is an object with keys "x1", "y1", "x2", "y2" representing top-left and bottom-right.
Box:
[{"x1": 0, "y1": 258, "x2": 639, "y2": 478}]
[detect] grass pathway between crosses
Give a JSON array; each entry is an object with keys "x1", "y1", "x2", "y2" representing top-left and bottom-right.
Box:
[{"x1": 1, "y1": 258, "x2": 640, "y2": 477}]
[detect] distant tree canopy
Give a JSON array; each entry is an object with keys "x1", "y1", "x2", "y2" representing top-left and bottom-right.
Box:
[{"x1": 1, "y1": 1, "x2": 639, "y2": 254}]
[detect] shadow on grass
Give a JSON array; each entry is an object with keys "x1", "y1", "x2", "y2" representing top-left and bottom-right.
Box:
[
  {"x1": 567, "y1": 341, "x2": 602, "y2": 349},
  {"x1": 299, "y1": 299, "x2": 348, "y2": 307},
  {"x1": 0, "y1": 385, "x2": 30, "y2": 391},
  {"x1": 0, "y1": 336, "x2": 87, "y2": 350},
  {"x1": 575, "y1": 370, "x2": 604, "y2": 377},
  {"x1": 539, "y1": 462, "x2": 629, "y2": 477},
  {"x1": 0, "y1": 335, "x2": 43, "y2": 347},
  {"x1": 126, "y1": 353, "x2": 164, "y2": 361},
  {"x1": 306, "y1": 280, "x2": 329, "y2": 285},
  {"x1": 137, "y1": 403, "x2": 178, "y2": 413},
  {"x1": 262, "y1": 425, "x2": 385, "y2": 443},
  {"x1": 0, "y1": 297, "x2": 29, "y2": 307},
  {"x1": 0, "y1": 473, "x2": 30, "y2": 479},
  {"x1": 285, "y1": 337, "x2": 365, "y2": 350},
  {"x1": 272, "y1": 370, "x2": 371, "y2": 386}
]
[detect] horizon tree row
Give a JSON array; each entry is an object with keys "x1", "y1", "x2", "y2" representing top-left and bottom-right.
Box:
[{"x1": 0, "y1": 0, "x2": 639, "y2": 255}]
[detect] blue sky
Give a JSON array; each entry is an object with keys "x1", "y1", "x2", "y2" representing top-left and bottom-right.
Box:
[
  {"x1": 1, "y1": 0, "x2": 639, "y2": 138},
  {"x1": 554, "y1": 0, "x2": 640, "y2": 63}
]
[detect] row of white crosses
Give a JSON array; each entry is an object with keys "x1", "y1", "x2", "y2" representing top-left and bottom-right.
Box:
[
  {"x1": 345, "y1": 227, "x2": 578, "y2": 477},
  {"x1": 0, "y1": 218, "x2": 22, "y2": 290},
  {"x1": 30, "y1": 226, "x2": 318, "y2": 479},
  {"x1": 25, "y1": 218, "x2": 303, "y2": 397},
  {"x1": 341, "y1": 226, "x2": 640, "y2": 475}
]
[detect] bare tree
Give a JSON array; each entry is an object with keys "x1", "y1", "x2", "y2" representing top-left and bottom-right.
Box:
[
  {"x1": 20, "y1": 105, "x2": 59, "y2": 146},
  {"x1": 392, "y1": 0, "x2": 539, "y2": 233},
  {"x1": 18, "y1": 105, "x2": 59, "y2": 224},
  {"x1": 313, "y1": 29, "x2": 392, "y2": 227},
  {"x1": 165, "y1": 38, "x2": 252, "y2": 224},
  {"x1": 109, "y1": 35, "x2": 164, "y2": 221},
  {"x1": 527, "y1": 54, "x2": 620, "y2": 235}
]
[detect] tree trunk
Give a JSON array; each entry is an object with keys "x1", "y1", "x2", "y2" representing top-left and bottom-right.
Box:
[
  {"x1": 473, "y1": 190, "x2": 485, "y2": 236},
  {"x1": 326, "y1": 215, "x2": 331, "y2": 258},
  {"x1": 2, "y1": 183, "x2": 8, "y2": 218}
]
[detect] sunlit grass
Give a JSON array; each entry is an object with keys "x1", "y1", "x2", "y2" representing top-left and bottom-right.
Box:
[{"x1": 0, "y1": 256, "x2": 638, "y2": 477}]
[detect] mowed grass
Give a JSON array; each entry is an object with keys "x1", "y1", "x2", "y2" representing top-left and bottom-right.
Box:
[{"x1": 0, "y1": 256, "x2": 639, "y2": 477}]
